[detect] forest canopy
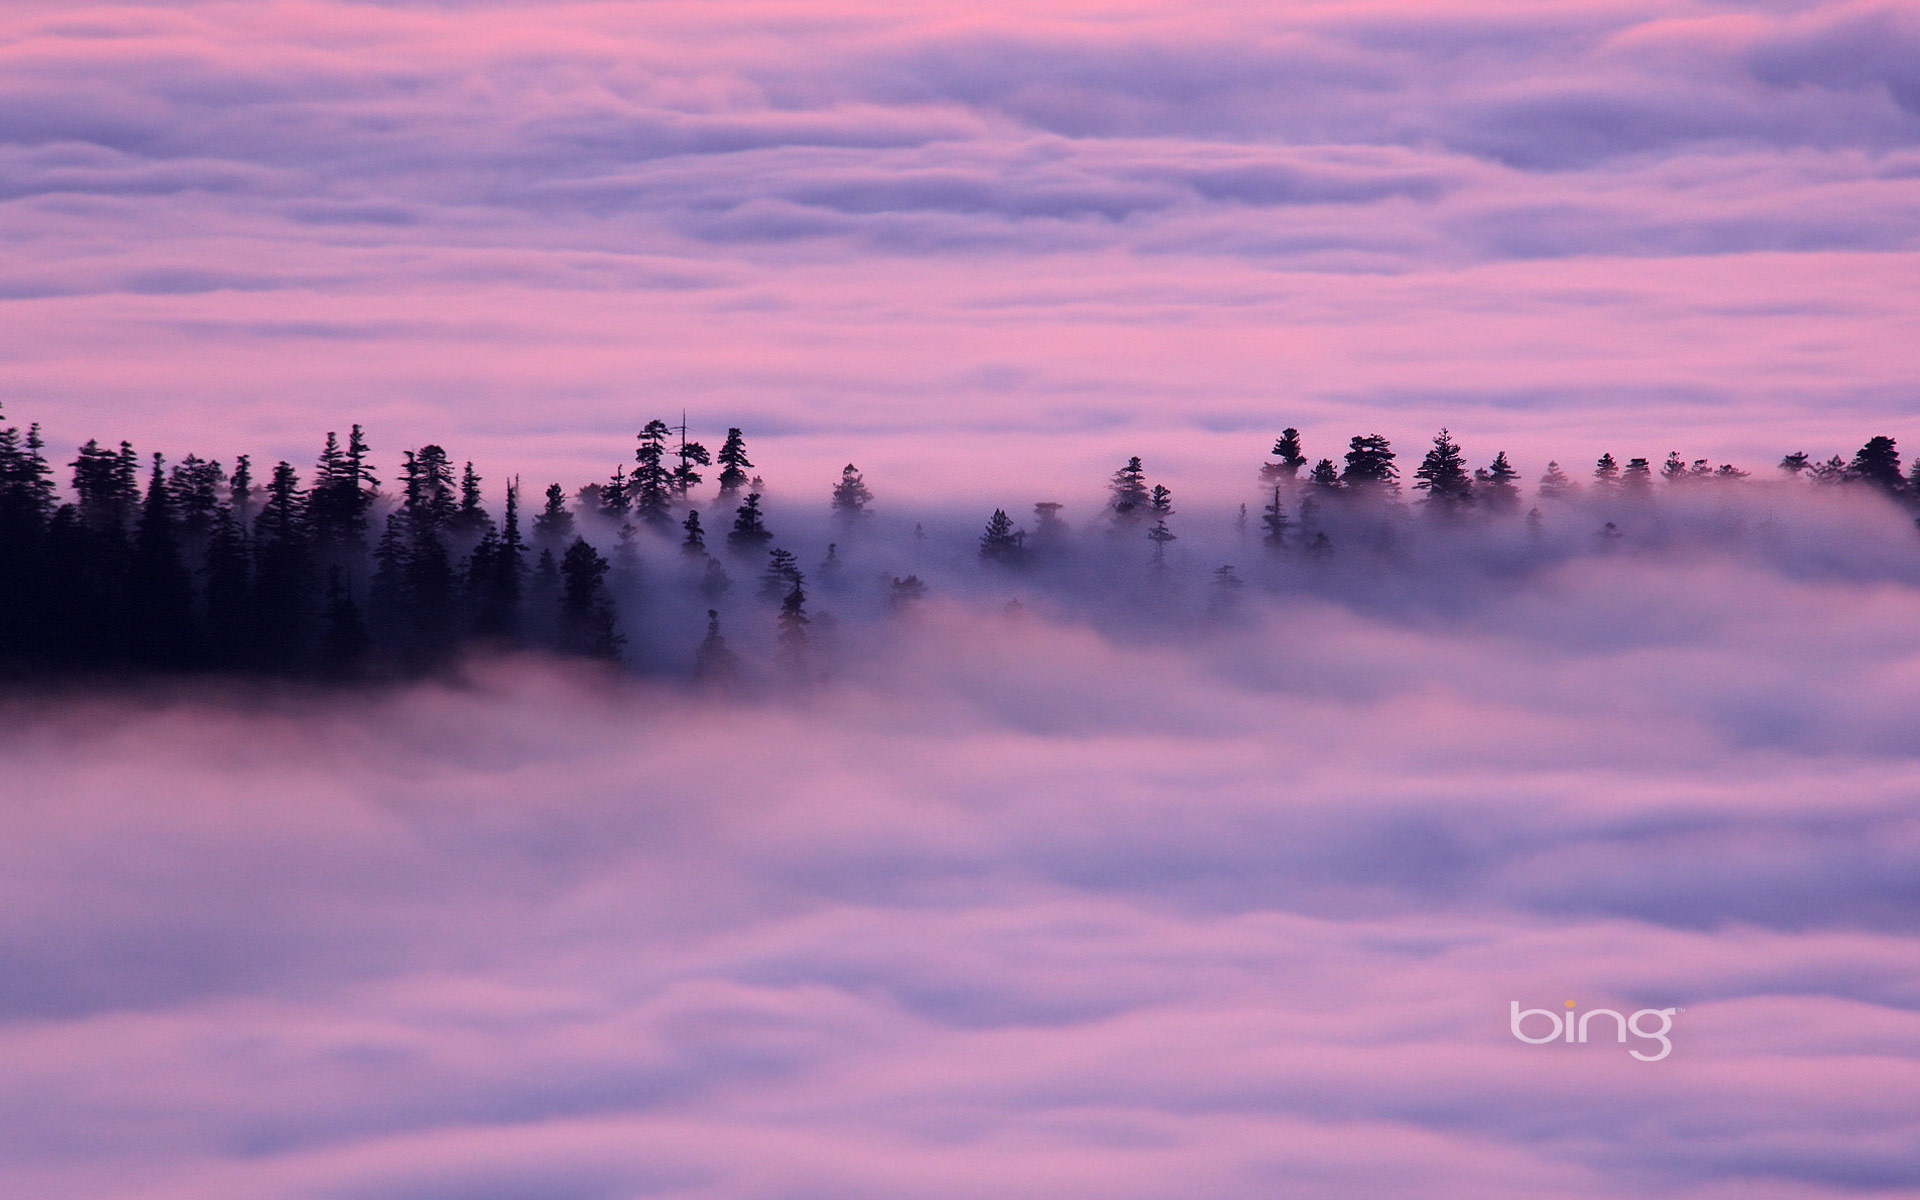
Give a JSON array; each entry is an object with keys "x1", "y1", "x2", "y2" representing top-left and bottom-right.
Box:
[{"x1": 2, "y1": 406, "x2": 1917, "y2": 685}]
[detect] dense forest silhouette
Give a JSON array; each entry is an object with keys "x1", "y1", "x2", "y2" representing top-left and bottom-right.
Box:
[{"x1": 3, "y1": 403, "x2": 1917, "y2": 685}]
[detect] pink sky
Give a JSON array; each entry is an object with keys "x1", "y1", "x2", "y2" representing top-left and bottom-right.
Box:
[{"x1": 1, "y1": 0, "x2": 1916, "y2": 506}]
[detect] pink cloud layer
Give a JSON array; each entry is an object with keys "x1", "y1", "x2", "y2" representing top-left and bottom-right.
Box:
[
  {"x1": 0, "y1": 0, "x2": 1913, "y2": 504},
  {"x1": 4, "y1": 530, "x2": 1920, "y2": 1197}
]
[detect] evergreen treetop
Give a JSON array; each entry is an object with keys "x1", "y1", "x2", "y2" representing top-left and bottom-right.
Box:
[
  {"x1": 1537, "y1": 460, "x2": 1574, "y2": 500},
  {"x1": 1262, "y1": 428, "x2": 1308, "y2": 482},
  {"x1": 533, "y1": 483, "x2": 575, "y2": 550},
  {"x1": 1108, "y1": 456, "x2": 1149, "y2": 519},
  {"x1": 979, "y1": 508, "x2": 1025, "y2": 564},
  {"x1": 1412, "y1": 428, "x2": 1472, "y2": 511},
  {"x1": 727, "y1": 492, "x2": 773, "y2": 552},
  {"x1": 1340, "y1": 434, "x2": 1398, "y2": 496},
  {"x1": 831, "y1": 464, "x2": 873, "y2": 520},
  {"x1": 632, "y1": 420, "x2": 674, "y2": 524},
  {"x1": 716, "y1": 428, "x2": 753, "y2": 494},
  {"x1": 1593, "y1": 453, "x2": 1621, "y2": 489},
  {"x1": 1850, "y1": 436, "x2": 1904, "y2": 493},
  {"x1": 1476, "y1": 451, "x2": 1521, "y2": 512}
]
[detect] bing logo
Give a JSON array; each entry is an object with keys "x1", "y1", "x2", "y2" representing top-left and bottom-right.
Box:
[{"x1": 1510, "y1": 1000, "x2": 1677, "y2": 1061}]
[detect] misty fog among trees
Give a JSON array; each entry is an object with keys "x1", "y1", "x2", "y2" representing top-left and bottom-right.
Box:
[{"x1": 4, "y1": 404, "x2": 1919, "y2": 687}]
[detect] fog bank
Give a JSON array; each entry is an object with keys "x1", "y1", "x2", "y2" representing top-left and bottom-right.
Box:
[{"x1": 4, "y1": 516, "x2": 1920, "y2": 1198}]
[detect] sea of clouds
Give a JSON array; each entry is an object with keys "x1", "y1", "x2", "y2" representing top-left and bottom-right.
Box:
[{"x1": 4, "y1": 484, "x2": 1919, "y2": 1199}]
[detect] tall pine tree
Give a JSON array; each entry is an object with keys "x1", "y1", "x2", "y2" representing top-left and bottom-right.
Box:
[
  {"x1": 1412, "y1": 429, "x2": 1473, "y2": 512},
  {"x1": 716, "y1": 428, "x2": 753, "y2": 496},
  {"x1": 1108, "y1": 457, "x2": 1149, "y2": 520}
]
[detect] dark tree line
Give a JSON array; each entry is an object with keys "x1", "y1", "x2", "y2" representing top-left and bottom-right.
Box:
[
  {"x1": 968, "y1": 427, "x2": 1920, "y2": 569},
  {"x1": 0, "y1": 407, "x2": 653, "y2": 679},
  {"x1": 4, "y1": 401, "x2": 1918, "y2": 684}
]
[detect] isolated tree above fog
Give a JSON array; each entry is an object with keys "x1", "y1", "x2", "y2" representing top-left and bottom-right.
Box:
[
  {"x1": 979, "y1": 509, "x2": 1024, "y2": 565},
  {"x1": 1108, "y1": 456, "x2": 1149, "y2": 520},
  {"x1": 1262, "y1": 428, "x2": 1307, "y2": 483},
  {"x1": 716, "y1": 429, "x2": 752, "y2": 496},
  {"x1": 832, "y1": 464, "x2": 872, "y2": 522}
]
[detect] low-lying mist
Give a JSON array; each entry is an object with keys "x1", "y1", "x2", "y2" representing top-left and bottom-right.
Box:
[
  {"x1": 4, "y1": 480, "x2": 1919, "y2": 1199},
  {"x1": 608, "y1": 480, "x2": 1920, "y2": 682}
]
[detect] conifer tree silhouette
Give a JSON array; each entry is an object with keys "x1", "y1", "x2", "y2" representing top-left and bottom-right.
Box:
[
  {"x1": 777, "y1": 579, "x2": 810, "y2": 670},
  {"x1": 632, "y1": 420, "x2": 674, "y2": 526},
  {"x1": 468, "y1": 480, "x2": 525, "y2": 642},
  {"x1": 450, "y1": 461, "x2": 494, "y2": 545},
  {"x1": 716, "y1": 428, "x2": 753, "y2": 496},
  {"x1": 169, "y1": 453, "x2": 227, "y2": 547},
  {"x1": 599, "y1": 464, "x2": 631, "y2": 520},
  {"x1": 1108, "y1": 457, "x2": 1149, "y2": 520},
  {"x1": 831, "y1": 464, "x2": 872, "y2": 523},
  {"x1": 1147, "y1": 516, "x2": 1176, "y2": 566},
  {"x1": 1340, "y1": 435, "x2": 1398, "y2": 497},
  {"x1": 309, "y1": 427, "x2": 379, "y2": 558},
  {"x1": 760, "y1": 548, "x2": 804, "y2": 600},
  {"x1": 1261, "y1": 486, "x2": 1289, "y2": 550},
  {"x1": 533, "y1": 483, "x2": 574, "y2": 551},
  {"x1": 230, "y1": 455, "x2": 255, "y2": 527},
  {"x1": 1476, "y1": 451, "x2": 1521, "y2": 513},
  {"x1": 727, "y1": 492, "x2": 773, "y2": 554},
  {"x1": 1261, "y1": 428, "x2": 1308, "y2": 483},
  {"x1": 0, "y1": 406, "x2": 54, "y2": 666},
  {"x1": 1412, "y1": 429, "x2": 1472, "y2": 512},
  {"x1": 1537, "y1": 460, "x2": 1575, "y2": 501},
  {"x1": 1850, "y1": 436, "x2": 1904, "y2": 494},
  {"x1": 253, "y1": 461, "x2": 312, "y2": 670},
  {"x1": 671, "y1": 420, "x2": 710, "y2": 498},
  {"x1": 1593, "y1": 453, "x2": 1621, "y2": 491},
  {"x1": 979, "y1": 509, "x2": 1024, "y2": 564}
]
